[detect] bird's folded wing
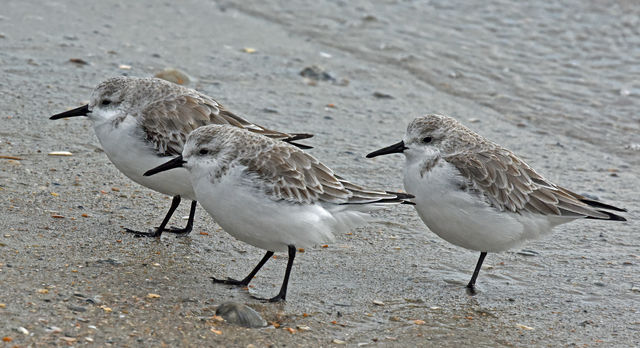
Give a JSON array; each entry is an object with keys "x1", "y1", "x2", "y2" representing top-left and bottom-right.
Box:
[
  {"x1": 139, "y1": 94, "x2": 311, "y2": 156},
  {"x1": 243, "y1": 144, "x2": 400, "y2": 205},
  {"x1": 242, "y1": 144, "x2": 349, "y2": 204},
  {"x1": 446, "y1": 149, "x2": 610, "y2": 218}
]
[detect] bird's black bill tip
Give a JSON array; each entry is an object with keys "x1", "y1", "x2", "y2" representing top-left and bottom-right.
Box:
[
  {"x1": 50, "y1": 104, "x2": 90, "y2": 120},
  {"x1": 366, "y1": 140, "x2": 407, "y2": 158},
  {"x1": 144, "y1": 155, "x2": 185, "y2": 176}
]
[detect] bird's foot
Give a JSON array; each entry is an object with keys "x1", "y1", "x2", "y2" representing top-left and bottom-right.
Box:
[
  {"x1": 251, "y1": 293, "x2": 286, "y2": 303},
  {"x1": 211, "y1": 277, "x2": 249, "y2": 287},
  {"x1": 162, "y1": 225, "x2": 192, "y2": 237},
  {"x1": 124, "y1": 228, "x2": 161, "y2": 238}
]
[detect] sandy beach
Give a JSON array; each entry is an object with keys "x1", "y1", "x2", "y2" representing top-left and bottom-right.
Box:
[{"x1": 0, "y1": 0, "x2": 638, "y2": 346}]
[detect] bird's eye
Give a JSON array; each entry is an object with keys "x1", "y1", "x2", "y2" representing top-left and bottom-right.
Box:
[
  {"x1": 199, "y1": 149, "x2": 209, "y2": 155},
  {"x1": 101, "y1": 99, "x2": 112, "y2": 106},
  {"x1": 422, "y1": 136, "x2": 432, "y2": 143}
]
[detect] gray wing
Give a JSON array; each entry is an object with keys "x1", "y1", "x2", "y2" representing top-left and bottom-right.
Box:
[
  {"x1": 243, "y1": 143, "x2": 407, "y2": 205},
  {"x1": 139, "y1": 93, "x2": 310, "y2": 156},
  {"x1": 446, "y1": 148, "x2": 623, "y2": 219}
]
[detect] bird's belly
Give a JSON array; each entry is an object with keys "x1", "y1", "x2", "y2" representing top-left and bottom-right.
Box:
[
  {"x1": 192, "y1": 172, "x2": 336, "y2": 252},
  {"x1": 94, "y1": 123, "x2": 195, "y2": 199},
  {"x1": 404, "y1": 162, "x2": 552, "y2": 252}
]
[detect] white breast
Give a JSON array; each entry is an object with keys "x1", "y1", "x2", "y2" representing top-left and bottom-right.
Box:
[
  {"x1": 403, "y1": 159, "x2": 556, "y2": 252},
  {"x1": 191, "y1": 165, "x2": 367, "y2": 252},
  {"x1": 93, "y1": 116, "x2": 195, "y2": 200}
]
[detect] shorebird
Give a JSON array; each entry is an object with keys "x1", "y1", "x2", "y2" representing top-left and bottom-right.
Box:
[
  {"x1": 367, "y1": 114, "x2": 626, "y2": 293},
  {"x1": 144, "y1": 124, "x2": 414, "y2": 301},
  {"x1": 50, "y1": 76, "x2": 311, "y2": 237}
]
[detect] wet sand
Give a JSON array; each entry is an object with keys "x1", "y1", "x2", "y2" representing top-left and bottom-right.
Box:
[{"x1": 1, "y1": 0, "x2": 638, "y2": 346}]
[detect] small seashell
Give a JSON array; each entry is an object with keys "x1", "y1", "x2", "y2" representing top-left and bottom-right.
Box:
[
  {"x1": 48, "y1": 151, "x2": 73, "y2": 156},
  {"x1": 516, "y1": 323, "x2": 534, "y2": 330}
]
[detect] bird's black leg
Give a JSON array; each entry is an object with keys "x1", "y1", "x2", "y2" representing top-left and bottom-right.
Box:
[
  {"x1": 265, "y1": 245, "x2": 296, "y2": 302},
  {"x1": 212, "y1": 251, "x2": 274, "y2": 286},
  {"x1": 163, "y1": 200, "x2": 197, "y2": 236},
  {"x1": 466, "y1": 252, "x2": 487, "y2": 295},
  {"x1": 125, "y1": 195, "x2": 182, "y2": 238}
]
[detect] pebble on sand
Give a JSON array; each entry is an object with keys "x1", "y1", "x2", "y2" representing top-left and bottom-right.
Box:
[
  {"x1": 154, "y1": 68, "x2": 191, "y2": 86},
  {"x1": 300, "y1": 65, "x2": 335, "y2": 82},
  {"x1": 215, "y1": 302, "x2": 267, "y2": 328}
]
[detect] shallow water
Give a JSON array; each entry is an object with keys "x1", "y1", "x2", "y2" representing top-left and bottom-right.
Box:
[{"x1": 0, "y1": 0, "x2": 638, "y2": 346}]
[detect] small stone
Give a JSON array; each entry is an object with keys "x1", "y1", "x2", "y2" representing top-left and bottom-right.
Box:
[
  {"x1": 154, "y1": 68, "x2": 191, "y2": 85},
  {"x1": 95, "y1": 258, "x2": 122, "y2": 266},
  {"x1": 67, "y1": 305, "x2": 87, "y2": 312},
  {"x1": 517, "y1": 249, "x2": 539, "y2": 257},
  {"x1": 296, "y1": 325, "x2": 311, "y2": 331},
  {"x1": 372, "y1": 92, "x2": 393, "y2": 99},
  {"x1": 372, "y1": 300, "x2": 385, "y2": 306},
  {"x1": 216, "y1": 302, "x2": 267, "y2": 328},
  {"x1": 300, "y1": 65, "x2": 334, "y2": 82},
  {"x1": 332, "y1": 339, "x2": 346, "y2": 344},
  {"x1": 45, "y1": 326, "x2": 62, "y2": 333},
  {"x1": 69, "y1": 58, "x2": 88, "y2": 65},
  {"x1": 86, "y1": 295, "x2": 102, "y2": 304},
  {"x1": 118, "y1": 64, "x2": 132, "y2": 70},
  {"x1": 17, "y1": 327, "x2": 29, "y2": 335}
]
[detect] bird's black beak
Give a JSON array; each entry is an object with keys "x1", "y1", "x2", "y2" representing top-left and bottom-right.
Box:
[
  {"x1": 366, "y1": 141, "x2": 407, "y2": 158},
  {"x1": 50, "y1": 104, "x2": 90, "y2": 120},
  {"x1": 144, "y1": 155, "x2": 186, "y2": 176}
]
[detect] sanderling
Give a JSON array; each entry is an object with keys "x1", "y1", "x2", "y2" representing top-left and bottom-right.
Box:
[
  {"x1": 144, "y1": 125, "x2": 414, "y2": 301},
  {"x1": 367, "y1": 114, "x2": 626, "y2": 294},
  {"x1": 50, "y1": 76, "x2": 312, "y2": 238}
]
